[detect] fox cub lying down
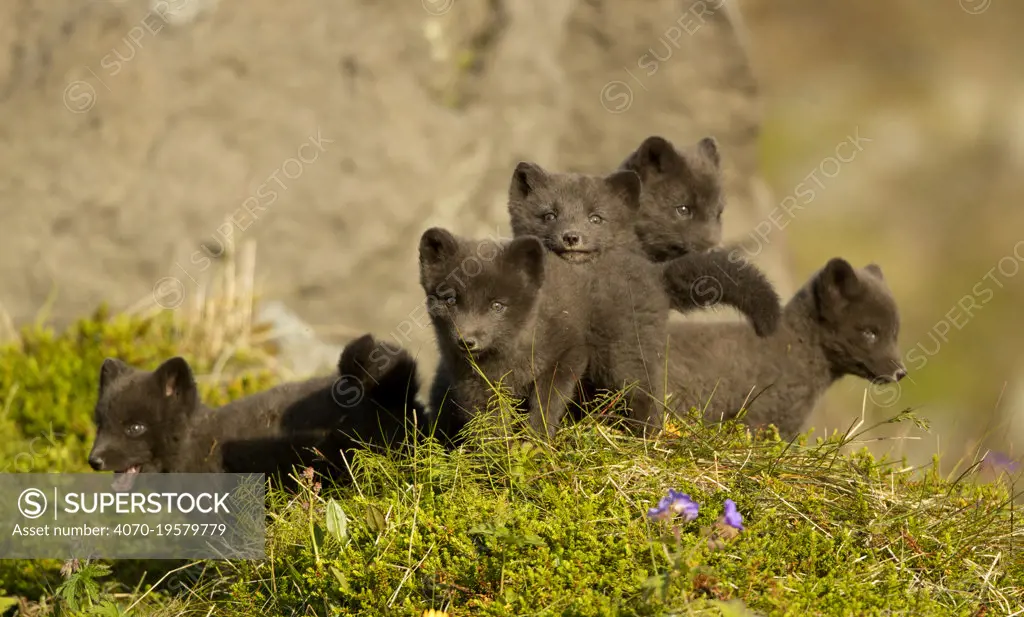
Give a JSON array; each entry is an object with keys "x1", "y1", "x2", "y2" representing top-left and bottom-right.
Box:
[{"x1": 87, "y1": 334, "x2": 423, "y2": 488}]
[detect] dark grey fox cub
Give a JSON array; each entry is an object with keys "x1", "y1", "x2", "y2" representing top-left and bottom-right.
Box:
[
  {"x1": 87, "y1": 334, "x2": 423, "y2": 489},
  {"x1": 665, "y1": 258, "x2": 907, "y2": 439},
  {"x1": 619, "y1": 135, "x2": 780, "y2": 324},
  {"x1": 619, "y1": 135, "x2": 725, "y2": 261},
  {"x1": 507, "y1": 163, "x2": 781, "y2": 435},
  {"x1": 418, "y1": 228, "x2": 589, "y2": 445}
]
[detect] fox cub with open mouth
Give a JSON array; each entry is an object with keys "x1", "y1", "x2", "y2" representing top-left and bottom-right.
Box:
[{"x1": 87, "y1": 334, "x2": 423, "y2": 490}]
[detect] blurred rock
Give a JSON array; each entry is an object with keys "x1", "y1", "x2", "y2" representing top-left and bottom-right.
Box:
[
  {"x1": 0, "y1": 0, "x2": 790, "y2": 389},
  {"x1": 255, "y1": 300, "x2": 342, "y2": 378}
]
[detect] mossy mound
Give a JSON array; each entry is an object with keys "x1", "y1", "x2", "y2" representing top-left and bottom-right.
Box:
[{"x1": 0, "y1": 311, "x2": 1019, "y2": 616}]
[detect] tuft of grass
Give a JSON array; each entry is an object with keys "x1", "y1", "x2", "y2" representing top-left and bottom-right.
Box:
[
  {"x1": 111, "y1": 405, "x2": 1021, "y2": 617},
  {"x1": 0, "y1": 249, "x2": 1021, "y2": 616}
]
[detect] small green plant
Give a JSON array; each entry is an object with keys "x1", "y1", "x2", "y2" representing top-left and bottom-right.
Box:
[{"x1": 53, "y1": 560, "x2": 115, "y2": 616}]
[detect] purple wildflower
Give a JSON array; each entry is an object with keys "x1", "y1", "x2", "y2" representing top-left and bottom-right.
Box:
[
  {"x1": 647, "y1": 502, "x2": 671, "y2": 522},
  {"x1": 647, "y1": 493, "x2": 674, "y2": 522},
  {"x1": 983, "y1": 451, "x2": 1021, "y2": 473},
  {"x1": 721, "y1": 499, "x2": 744, "y2": 531},
  {"x1": 647, "y1": 489, "x2": 700, "y2": 523},
  {"x1": 668, "y1": 490, "x2": 700, "y2": 522}
]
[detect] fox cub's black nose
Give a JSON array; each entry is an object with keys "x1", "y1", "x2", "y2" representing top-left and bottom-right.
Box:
[
  {"x1": 893, "y1": 368, "x2": 907, "y2": 381},
  {"x1": 88, "y1": 455, "x2": 105, "y2": 471},
  {"x1": 460, "y1": 337, "x2": 479, "y2": 351},
  {"x1": 562, "y1": 232, "x2": 581, "y2": 247}
]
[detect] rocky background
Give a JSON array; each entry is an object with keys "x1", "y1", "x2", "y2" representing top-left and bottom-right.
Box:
[{"x1": 0, "y1": 0, "x2": 1020, "y2": 467}]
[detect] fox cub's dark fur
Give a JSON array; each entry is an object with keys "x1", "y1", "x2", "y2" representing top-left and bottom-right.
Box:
[
  {"x1": 87, "y1": 334, "x2": 423, "y2": 489},
  {"x1": 665, "y1": 258, "x2": 907, "y2": 439},
  {"x1": 507, "y1": 163, "x2": 781, "y2": 435},
  {"x1": 419, "y1": 228, "x2": 589, "y2": 444},
  {"x1": 618, "y1": 135, "x2": 781, "y2": 330},
  {"x1": 619, "y1": 135, "x2": 725, "y2": 261}
]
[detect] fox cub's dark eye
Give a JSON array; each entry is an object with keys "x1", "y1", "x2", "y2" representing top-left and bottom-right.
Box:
[
  {"x1": 861, "y1": 329, "x2": 877, "y2": 344},
  {"x1": 125, "y1": 423, "x2": 147, "y2": 438},
  {"x1": 588, "y1": 214, "x2": 603, "y2": 224},
  {"x1": 491, "y1": 301, "x2": 506, "y2": 313},
  {"x1": 542, "y1": 213, "x2": 557, "y2": 222},
  {"x1": 675, "y1": 205, "x2": 692, "y2": 218}
]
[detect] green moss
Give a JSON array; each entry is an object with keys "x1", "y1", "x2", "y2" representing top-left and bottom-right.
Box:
[{"x1": 0, "y1": 313, "x2": 1020, "y2": 616}]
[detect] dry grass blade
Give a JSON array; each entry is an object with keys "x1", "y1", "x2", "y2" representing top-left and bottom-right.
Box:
[{"x1": 121, "y1": 238, "x2": 274, "y2": 379}]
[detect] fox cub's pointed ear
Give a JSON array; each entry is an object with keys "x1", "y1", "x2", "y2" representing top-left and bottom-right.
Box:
[
  {"x1": 696, "y1": 136, "x2": 720, "y2": 168},
  {"x1": 864, "y1": 263, "x2": 885, "y2": 281},
  {"x1": 337, "y1": 333, "x2": 392, "y2": 389},
  {"x1": 338, "y1": 334, "x2": 376, "y2": 378},
  {"x1": 629, "y1": 136, "x2": 681, "y2": 176},
  {"x1": 504, "y1": 236, "x2": 546, "y2": 290},
  {"x1": 153, "y1": 357, "x2": 198, "y2": 407},
  {"x1": 99, "y1": 358, "x2": 131, "y2": 394},
  {"x1": 419, "y1": 227, "x2": 459, "y2": 267},
  {"x1": 509, "y1": 162, "x2": 549, "y2": 201},
  {"x1": 605, "y1": 169, "x2": 642, "y2": 210},
  {"x1": 823, "y1": 258, "x2": 862, "y2": 299},
  {"x1": 816, "y1": 258, "x2": 864, "y2": 317}
]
